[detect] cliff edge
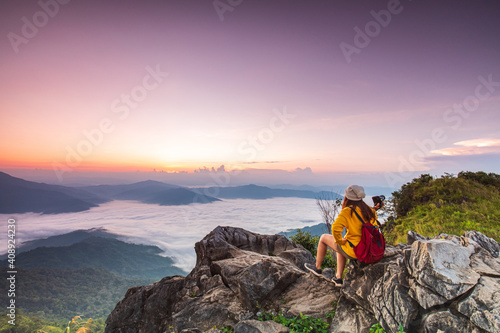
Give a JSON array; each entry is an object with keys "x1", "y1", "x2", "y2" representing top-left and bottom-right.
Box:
[{"x1": 105, "y1": 226, "x2": 500, "y2": 333}]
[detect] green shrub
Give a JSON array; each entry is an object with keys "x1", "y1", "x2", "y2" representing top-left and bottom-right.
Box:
[
  {"x1": 0, "y1": 313, "x2": 104, "y2": 333},
  {"x1": 386, "y1": 172, "x2": 500, "y2": 244},
  {"x1": 290, "y1": 229, "x2": 319, "y2": 254},
  {"x1": 458, "y1": 171, "x2": 500, "y2": 191},
  {"x1": 257, "y1": 311, "x2": 329, "y2": 333},
  {"x1": 290, "y1": 230, "x2": 336, "y2": 270},
  {"x1": 370, "y1": 322, "x2": 406, "y2": 333}
]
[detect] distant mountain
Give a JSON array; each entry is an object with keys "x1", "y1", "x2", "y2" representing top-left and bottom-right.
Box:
[
  {"x1": 0, "y1": 229, "x2": 187, "y2": 321},
  {"x1": 0, "y1": 227, "x2": 119, "y2": 259},
  {"x1": 0, "y1": 172, "x2": 220, "y2": 214},
  {"x1": 0, "y1": 233, "x2": 186, "y2": 280},
  {"x1": 82, "y1": 180, "x2": 220, "y2": 206},
  {"x1": 0, "y1": 171, "x2": 109, "y2": 214},
  {"x1": 273, "y1": 184, "x2": 396, "y2": 198},
  {"x1": 191, "y1": 184, "x2": 343, "y2": 200},
  {"x1": 81, "y1": 179, "x2": 180, "y2": 198},
  {"x1": 143, "y1": 187, "x2": 221, "y2": 205},
  {"x1": 279, "y1": 223, "x2": 329, "y2": 238},
  {"x1": 273, "y1": 184, "x2": 342, "y2": 192}
]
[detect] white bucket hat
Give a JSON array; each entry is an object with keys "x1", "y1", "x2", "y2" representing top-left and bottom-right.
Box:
[{"x1": 345, "y1": 185, "x2": 366, "y2": 201}]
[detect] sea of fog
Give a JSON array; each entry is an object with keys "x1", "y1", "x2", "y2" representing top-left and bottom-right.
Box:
[{"x1": 0, "y1": 198, "x2": 324, "y2": 272}]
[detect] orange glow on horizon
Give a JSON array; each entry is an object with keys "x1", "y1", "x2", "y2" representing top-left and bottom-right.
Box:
[
  {"x1": 0, "y1": 159, "x2": 318, "y2": 174},
  {"x1": 0, "y1": 156, "x2": 391, "y2": 174},
  {"x1": 0, "y1": 160, "x2": 187, "y2": 173}
]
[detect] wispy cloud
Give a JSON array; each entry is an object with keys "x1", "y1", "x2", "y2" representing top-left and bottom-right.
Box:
[
  {"x1": 431, "y1": 138, "x2": 500, "y2": 156},
  {"x1": 455, "y1": 138, "x2": 500, "y2": 148}
]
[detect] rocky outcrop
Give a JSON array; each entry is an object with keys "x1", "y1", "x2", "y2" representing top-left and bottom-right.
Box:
[
  {"x1": 331, "y1": 231, "x2": 500, "y2": 333},
  {"x1": 464, "y1": 231, "x2": 500, "y2": 258},
  {"x1": 105, "y1": 226, "x2": 339, "y2": 332},
  {"x1": 106, "y1": 227, "x2": 500, "y2": 333}
]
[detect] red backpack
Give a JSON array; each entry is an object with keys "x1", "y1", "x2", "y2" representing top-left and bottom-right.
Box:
[{"x1": 346, "y1": 207, "x2": 386, "y2": 263}]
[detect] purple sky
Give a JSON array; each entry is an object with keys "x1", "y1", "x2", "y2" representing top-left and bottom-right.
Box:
[{"x1": 1, "y1": 0, "x2": 499, "y2": 187}]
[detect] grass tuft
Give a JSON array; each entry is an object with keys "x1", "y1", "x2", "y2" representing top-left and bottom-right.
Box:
[{"x1": 385, "y1": 172, "x2": 500, "y2": 244}]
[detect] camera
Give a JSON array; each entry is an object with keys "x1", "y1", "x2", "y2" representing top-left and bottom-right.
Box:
[{"x1": 372, "y1": 195, "x2": 385, "y2": 207}]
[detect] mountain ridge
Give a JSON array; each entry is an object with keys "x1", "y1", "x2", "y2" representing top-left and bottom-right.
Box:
[
  {"x1": 0, "y1": 171, "x2": 108, "y2": 214},
  {"x1": 191, "y1": 184, "x2": 342, "y2": 200},
  {"x1": 0, "y1": 227, "x2": 119, "y2": 260},
  {"x1": 0, "y1": 233, "x2": 186, "y2": 280},
  {"x1": 0, "y1": 171, "x2": 352, "y2": 214},
  {"x1": 0, "y1": 172, "x2": 220, "y2": 214},
  {"x1": 0, "y1": 228, "x2": 187, "y2": 322}
]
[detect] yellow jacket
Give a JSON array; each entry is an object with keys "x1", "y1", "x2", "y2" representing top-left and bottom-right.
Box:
[{"x1": 331, "y1": 205, "x2": 378, "y2": 259}]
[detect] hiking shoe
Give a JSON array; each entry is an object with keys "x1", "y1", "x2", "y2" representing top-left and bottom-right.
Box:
[
  {"x1": 331, "y1": 276, "x2": 343, "y2": 287},
  {"x1": 304, "y1": 263, "x2": 323, "y2": 277}
]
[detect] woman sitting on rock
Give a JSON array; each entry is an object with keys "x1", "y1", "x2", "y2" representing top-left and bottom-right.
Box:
[{"x1": 305, "y1": 185, "x2": 381, "y2": 286}]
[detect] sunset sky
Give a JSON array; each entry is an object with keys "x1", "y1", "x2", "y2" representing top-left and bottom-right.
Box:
[{"x1": 1, "y1": 0, "x2": 499, "y2": 187}]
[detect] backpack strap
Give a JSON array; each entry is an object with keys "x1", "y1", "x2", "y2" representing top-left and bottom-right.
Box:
[
  {"x1": 346, "y1": 207, "x2": 362, "y2": 248},
  {"x1": 346, "y1": 207, "x2": 376, "y2": 248},
  {"x1": 349, "y1": 206, "x2": 365, "y2": 224}
]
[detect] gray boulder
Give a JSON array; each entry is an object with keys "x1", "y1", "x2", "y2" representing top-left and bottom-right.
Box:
[
  {"x1": 458, "y1": 276, "x2": 500, "y2": 332},
  {"x1": 211, "y1": 254, "x2": 303, "y2": 309},
  {"x1": 105, "y1": 226, "x2": 338, "y2": 332},
  {"x1": 421, "y1": 310, "x2": 480, "y2": 333},
  {"x1": 464, "y1": 231, "x2": 500, "y2": 258},
  {"x1": 470, "y1": 248, "x2": 500, "y2": 277},
  {"x1": 106, "y1": 228, "x2": 500, "y2": 333},
  {"x1": 407, "y1": 230, "x2": 429, "y2": 245},
  {"x1": 332, "y1": 245, "x2": 418, "y2": 333},
  {"x1": 369, "y1": 253, "x2": 418, "y2": 330},
  {"x1": 407, "y1": 239, "x2": 480, "y2": 309},
  {"x1": 331, "y1": 231, "x2": 500, "y2": 333},
  {"x1": 329, "y1": 295, "x2": 376, "y2": 333}
]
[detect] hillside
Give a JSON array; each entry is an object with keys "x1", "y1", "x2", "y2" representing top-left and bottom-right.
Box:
[
  {"x1": 1, "y1": 235, "x2": 186, "y2": 280},
  {"x1": 385, "y1": 171, "x2": 500, "y2": 244},
  {"x1": 279, "y1": 223, "x2": 329, "y2": 238},
  {"x1": 81, "y1": 180, "x2": 180, "y2": 198},
  {"x1": 0, "y1": 230, "x2": 186, "y2": 323},
  {"x1": 0, "y1": 172, "x2": 221, "y2": 214},
  {"x1": 0, "y1": 227, "x2": 119, "y2": 259},
  {"x1": 191, "y1": 184, "x2": 342, "y2": 200},
  {"x1": 274, "y1": 184, "x2": 395, "y2": 198},
  {"x1": 82, "y1": 180, "x2": 221, "y2": 205},
  {"x1": 0, "y1": 171, "x2": 108, "y2": 214},
  {"x1": 0, "y1": 267, "x2": 149, "y2": 321}
]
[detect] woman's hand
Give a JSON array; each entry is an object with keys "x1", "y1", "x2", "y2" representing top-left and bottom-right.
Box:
[
  {"x1": 341, "y1": 237, "x2": 347, "y2": 245},
  {"x1": 374, "y1": 202, "x2": 384, "y2": 210}
]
